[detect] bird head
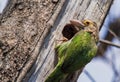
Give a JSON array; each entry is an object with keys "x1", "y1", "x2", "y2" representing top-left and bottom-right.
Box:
[{"x1": 70, "y1": 19, "x2": 99, "y2": 43}]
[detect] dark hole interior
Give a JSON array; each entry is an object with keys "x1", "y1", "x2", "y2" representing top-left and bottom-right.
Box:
[{"x1": 62, "y1": 24, "x2": 78, "y2": 40}]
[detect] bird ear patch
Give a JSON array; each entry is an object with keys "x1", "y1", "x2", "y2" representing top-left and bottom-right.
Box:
[{"x1": 62, "y1": 23, "x2": 78, "y2": 40}]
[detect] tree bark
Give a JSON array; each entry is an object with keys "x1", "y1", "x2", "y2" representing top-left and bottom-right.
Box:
[{"x1": 0, "y1": 0, "x2": 113, "y2": 82}]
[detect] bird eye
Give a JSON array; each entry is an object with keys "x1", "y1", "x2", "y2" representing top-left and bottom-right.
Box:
[{"x1": 85, "y1": 21, "x2": 90, "y2": 25}]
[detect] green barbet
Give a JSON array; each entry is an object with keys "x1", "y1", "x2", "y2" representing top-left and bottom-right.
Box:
[{"x1": 45, "y1": 19, "x2": 99, "y2": 82}]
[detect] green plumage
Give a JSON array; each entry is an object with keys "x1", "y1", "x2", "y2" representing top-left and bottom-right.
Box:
[
  {"x1": 61, "y1": 31, "x2": 97, "y2": 73},
  {"x1": 45, "y1": 19, "x2": 98, "y2": 82}
]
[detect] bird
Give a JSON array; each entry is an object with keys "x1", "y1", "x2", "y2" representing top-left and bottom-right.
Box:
[
  {"x1": 45, "y1": 19, "x2": 99, "y2": 82},
  {"x1": 62, "y1": 19, "x2": 85, "y2": 40}
]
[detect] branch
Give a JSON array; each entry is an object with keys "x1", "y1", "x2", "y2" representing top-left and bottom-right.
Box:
[
  {"x1": 99, "y1": 39, "x2": 120, "y2": 48},
  {"x1": 108, "y1": 29, "x2": 120, "y2": 41},
  {"x1": 84, "y1": 70, "x2": 96, "y2": 82}
]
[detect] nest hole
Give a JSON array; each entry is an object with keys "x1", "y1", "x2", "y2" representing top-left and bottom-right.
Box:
[{"x1": 62, "y1": 24, "x2": 78, "y2": 40}]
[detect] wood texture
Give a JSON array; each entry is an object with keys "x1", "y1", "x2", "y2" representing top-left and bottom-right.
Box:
[
  {"x1": 0, "y1": 0, "x2": 63, "y2": 82},
  {"x1": 0, "y1": 0, "x2": 113, "y2": 82},
  {"x1": 27, "y1": 0, "x2": 113, "y2": 82}
]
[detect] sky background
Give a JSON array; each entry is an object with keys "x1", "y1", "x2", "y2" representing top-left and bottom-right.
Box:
[
  {"x1": 0, "y1": 0, "x2": 120, "y2": 82},
  {"x1": 78, "y1": 0, "x2": 120, "y2": 82},
  {"x1": 0, "y1": 0, "x2": 8, "y2": 13}
]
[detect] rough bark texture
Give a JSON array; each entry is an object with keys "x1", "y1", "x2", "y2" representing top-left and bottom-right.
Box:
[{"x1": 0, "y1": 0, "x2": 113, "y2": 82}]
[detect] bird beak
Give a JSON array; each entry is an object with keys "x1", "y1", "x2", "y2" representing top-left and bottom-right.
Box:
[{"x1": 70, "y1": 19, "x2": 85, "y2": 28}]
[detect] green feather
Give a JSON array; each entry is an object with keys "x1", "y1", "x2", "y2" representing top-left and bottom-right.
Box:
[
  {"x1": 55, "y1": 41, "x2": 71, "y2": 60},
  {"x1": 45, "y1": 29, "x2": 98, "y2": 82},
  {"x1": 61, "y1": 30, "x2": 97, "y2": 73}
]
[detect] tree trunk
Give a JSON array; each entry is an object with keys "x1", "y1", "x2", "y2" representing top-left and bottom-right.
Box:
[{"x1": 0, "y1": 0, "x2": 113, "y2": 82}]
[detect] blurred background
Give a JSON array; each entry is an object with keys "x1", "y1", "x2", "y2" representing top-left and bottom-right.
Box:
[
  {"x1": 78, "y1": 0, "x2": 120, "y2": 82},
  {"x1": 0, "y1": 0, "x2": 120, "y2": 82},
  {"x1": 0, "y1": 0, "x2": 8, "y2": 13}
]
